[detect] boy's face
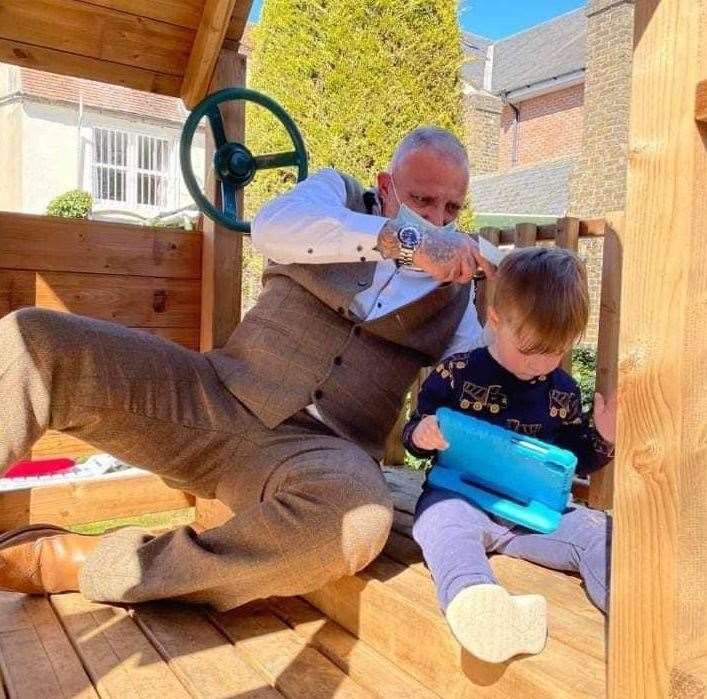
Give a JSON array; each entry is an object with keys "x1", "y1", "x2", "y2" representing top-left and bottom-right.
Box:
[{"x1": 488, "y1": 307, "x2": 568, "y2": 381}]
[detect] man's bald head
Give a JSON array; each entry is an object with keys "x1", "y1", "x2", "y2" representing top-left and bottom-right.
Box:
[{"x1": 389, "y1": 126, "x2": 469, "y2": 177}]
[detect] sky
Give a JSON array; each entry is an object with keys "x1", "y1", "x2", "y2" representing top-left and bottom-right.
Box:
[{"x1": 246, "y1": 0, "x2": 586, "y2": 41}]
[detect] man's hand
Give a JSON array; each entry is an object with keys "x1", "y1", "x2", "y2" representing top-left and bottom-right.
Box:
[
  {"x1": 376, "y1": 223, "x2": 494, "y2": 284},
  {"x1": 593, "y1": 392, "x2": 617, "y2": 444},
  {"x1": 414, "y1": 229, "x2": 494, "y2": 283},
  {"x1": 412, "y1": 415, "x2": 449, "y2": 451}
]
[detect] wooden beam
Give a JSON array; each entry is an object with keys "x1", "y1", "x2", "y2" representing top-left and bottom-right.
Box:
[
  {"x1": 181, "y1": 0, "x2": 240, "y2": 109},
  {"x1": 0, "y1": 474, "x2": 194, "y2": 529},
  {"x1": 199, "y1": 49, "x2": 244, "y2": 351},
  {"x1": 608, "y1": 0, "x2": 707, "y2": 696},
  {"x1": 0, "y1": 0, "x2": 192, "y2": 77},
  {"x1": 0, "y1": 213, "x2": 202, "y2": 279},
  {"x1": 0, "y1": 39, "x2": 182, "y2": 97},
  {"x1": 587, "y1": 213, "x2": 623, "y2": 511},
  {"x1": 697, "y1": 79, "x2": 707, "y2": 123}
]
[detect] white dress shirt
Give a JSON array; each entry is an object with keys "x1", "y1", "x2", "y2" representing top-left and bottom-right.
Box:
[{"x1": 251, "y1": 167, "x2": 484, "y2": 358}]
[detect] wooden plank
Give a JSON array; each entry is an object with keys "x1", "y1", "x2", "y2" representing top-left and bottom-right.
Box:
[
  {"x1": 181, "y1": 0, "x2": 240, "y2": 109},
  {"x1": 130, "y1": 602, "x2": 280, "y2": 697},
  {"x1": 696, "y1": 79, "x2": 707, "y2": 122},
  {"x1": 587, "y1": 213, "x2": 623, "y2": 510},
  {"x1": 0, "y1": 38, "x2": 182, "y2": 97},
  {"x1": 199, "y1": 49, "x2": 244, "y2": 351},
  {"x1": 194, "y1": 495, "x2": 233, "y2": 529},
  {"x1": 555, "y1": 217, "x2": 581, "y2": 374},
  {"x1": 476, "y1": 227, "x2": 501, "y2": 324},
  {"x1": 671, "y1": 655, "x2": 707, "y2": 697},
  {"x1": 0, "y1": 0, "x2": 193, "y2": 77},
  {"x1": 269, "y1": 596, "x2": 439, "y2": 699},
  {"x1": 51, "y1": 594, "x2": 191, "y2": 698},
  {"x1": 0, "y1": 212, "x2": 202, "y2": 279},
  {"x1": 0, "y1": 473, "x2": 194, "y2": 529},
  {"x1": 307, "y1": 558, "x2": 606, "y2": 698},
  {"x1": 225, "y1": 1, "x2": 253, "y2": 45},
  {"x1": 78, "y1": 0, "x2": 205, "y2": 29},
  {"x1": 77, "y1": 0, "x2": 249, "y2": 42},
  {"x1": 513, "y1": 222, "x2": 538, "y2": 248},
  {"x1": 212, "y1": 605, "x2": 372, "y2": 698},
  {"x1": 34, "y1": 272, "x2": 201, "y2": 328},
  {"x1": 382, "y1": 531, "x2": 606, "y2": 662},
  {"x1": 141, "y1": 326, "x2": 201, "y2": 349},
  {"x1": 0, "y1": 593, "x2": 98, "y2": 698},
  {"x1": 0, "y1": 270, "x2": 35, "y2": 317},
  {"x1": 31, "y1": 431, "x2": 101, "y2": 460},
  {"x1": 609, "y1": 0, "x2": 707, "y2": 696}
]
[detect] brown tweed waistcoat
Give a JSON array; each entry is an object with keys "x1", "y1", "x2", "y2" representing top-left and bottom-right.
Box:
[{"x1": 206, "y1": 172, "x2": 471, "y2": 459}]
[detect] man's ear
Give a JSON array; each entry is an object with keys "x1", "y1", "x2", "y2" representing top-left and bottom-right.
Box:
[{"x1": 376, "y1": 172, "x2": 391, "y2": 200}]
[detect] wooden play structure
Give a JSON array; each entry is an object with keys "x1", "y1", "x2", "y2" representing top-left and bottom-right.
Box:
[{"x1": 0, "y1": 0, "x2": 704, "y2": 696}]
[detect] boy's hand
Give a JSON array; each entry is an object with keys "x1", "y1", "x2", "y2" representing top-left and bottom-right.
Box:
[
  {"x1": 593, "y1": 392, "x2": 617, "y2": 443},
  {"x1": 412, "y1": 415, "x2": 450, "y2": 451}
]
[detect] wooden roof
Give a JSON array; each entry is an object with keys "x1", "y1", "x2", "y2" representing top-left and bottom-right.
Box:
[{"x1": 0, "y1": 0, "x2": 253, "y2": 109}]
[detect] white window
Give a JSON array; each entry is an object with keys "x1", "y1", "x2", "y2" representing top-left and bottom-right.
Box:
[{"x1": 92, "y1": 128, "x2": 172, "y2": 211}]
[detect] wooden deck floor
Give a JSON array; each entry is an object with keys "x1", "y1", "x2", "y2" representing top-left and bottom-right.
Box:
[{"x1": 0, "y1": 469, "x2": 607, "y2": 698}]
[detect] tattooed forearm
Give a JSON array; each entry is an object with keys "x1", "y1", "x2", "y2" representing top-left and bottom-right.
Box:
[
  {"x1": 418, "y1": 229, "x2": 463, "y2": 264},
  {"x1": 375, "y1": 221, "x2": 401, "y2": 259}
]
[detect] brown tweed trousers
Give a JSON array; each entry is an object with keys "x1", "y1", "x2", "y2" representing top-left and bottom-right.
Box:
[{"x1": 0, "y1": 174, "x2": 472, "y2": 610}]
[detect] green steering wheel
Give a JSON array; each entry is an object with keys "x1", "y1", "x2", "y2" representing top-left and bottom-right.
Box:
[{"x1": 180, "y1": 88, "x2": 308, "y2": 233}]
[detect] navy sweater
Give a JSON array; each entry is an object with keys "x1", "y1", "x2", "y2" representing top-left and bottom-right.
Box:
[{"x1": 402, "y1": 347, "x2": 614, "y2": 478}]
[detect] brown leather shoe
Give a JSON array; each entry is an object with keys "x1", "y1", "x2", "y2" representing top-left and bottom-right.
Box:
[{"x1": 0, "y1": 524, "x2": 101, "y2": 594}]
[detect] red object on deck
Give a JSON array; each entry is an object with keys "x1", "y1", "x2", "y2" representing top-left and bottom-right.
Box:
[{"x1": 5, "y1": 458, "x2": 75, "y2": 478}]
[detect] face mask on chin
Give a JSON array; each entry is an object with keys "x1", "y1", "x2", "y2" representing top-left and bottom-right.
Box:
[{"x1": 389, "y1": 177, "x2": 457, "y2": 235}]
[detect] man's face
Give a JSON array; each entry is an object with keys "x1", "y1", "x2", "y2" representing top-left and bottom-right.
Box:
[{"x1": 377, "y1": 147, "x2": 468, "y2": 227}]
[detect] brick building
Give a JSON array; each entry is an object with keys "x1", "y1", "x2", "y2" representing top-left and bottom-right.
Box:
[{"x1": 462, "y1": 1, "x2": 635, "y2": 344}]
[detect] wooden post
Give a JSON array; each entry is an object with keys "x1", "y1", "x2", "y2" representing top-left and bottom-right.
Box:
[
  {"x1": 514, "y1": 222, "x2": 537, "y2": 248},
  {"x1": 475, "y1": 227, "x2": 501, "y2": 324},
  {"x1": 555, "y1": 217, "x2": 581, "y2": 373},
  {"x1": 195, "y1": 48, "x2": 246, "y2": 530},
  {"x1": 608, "y1": 0, "x2": 707, "y2": 696},
  {"x1": 199, "y1": 49, "x2": 245, "y2": 352},
  {"x1": 587, "y1": 214, "x2": 623, "y2": 511}
]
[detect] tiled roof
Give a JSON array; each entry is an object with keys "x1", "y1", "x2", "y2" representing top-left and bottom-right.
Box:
[
  {"x1": 461, "y1": 31, "x2": 492, "y2": 87},
  {"x1": 18, "y1": 68, "x2": 186, "y2": 122},
  {"x1": 491, "y1": 8, "x2": 586, "y2": 94},
  {"x1": 470, "y1": 157, "x2": 575, "y2": 215}
]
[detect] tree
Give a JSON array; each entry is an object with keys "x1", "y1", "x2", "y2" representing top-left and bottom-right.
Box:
[{"x1": 241, "y1": 0, "x2": 471, "y2": 310}]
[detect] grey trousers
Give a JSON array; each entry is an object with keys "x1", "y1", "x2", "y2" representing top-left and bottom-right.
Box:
[
  {"x1": 413, "y1": 486, "x2": 611, "y2": 613},
  {"x1": 0, "y1": 308, "x2": 393, "y2": 611}
]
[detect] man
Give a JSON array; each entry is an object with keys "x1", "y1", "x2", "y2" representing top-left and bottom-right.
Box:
[{"x1": 0, "y1": 126, "x2": 491, "y2": 609}]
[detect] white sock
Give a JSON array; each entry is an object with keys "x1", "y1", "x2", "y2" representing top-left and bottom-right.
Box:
[{"x1": 445, "y1": 584, "x2": 547, "y2": 663}]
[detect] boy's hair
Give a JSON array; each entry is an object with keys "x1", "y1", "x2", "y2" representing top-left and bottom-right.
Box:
[{"x1": 489, "y1": 246, "x2": 589, "y2": 354}]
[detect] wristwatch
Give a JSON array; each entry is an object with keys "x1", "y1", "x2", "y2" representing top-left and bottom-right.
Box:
[{"x1": 397, "y1": 225, "x2": 424, "y2": 267}]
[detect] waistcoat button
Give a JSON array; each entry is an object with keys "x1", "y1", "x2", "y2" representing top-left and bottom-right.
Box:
[
  {"x1": 333, "y1": 356, "x2": 343, "y2": 366},
  {"x1": 314, "y1": 389, "x2": 324, "y2": 400}
]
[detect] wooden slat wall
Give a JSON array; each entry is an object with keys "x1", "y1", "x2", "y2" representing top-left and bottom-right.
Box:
[
  {"x1": 609, "y1": 0, "x2": 707, "y2": 695},
  {"x1": 0, "y1": 212, "x2": 203, "y2": 460},
  {"x1": 0, "y1": 0, "x2": 251, "y2": 97}
]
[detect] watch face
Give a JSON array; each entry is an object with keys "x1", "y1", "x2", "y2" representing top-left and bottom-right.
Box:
[{"x1": 398, "y1": 225, "x2": 422, "y2": 248}]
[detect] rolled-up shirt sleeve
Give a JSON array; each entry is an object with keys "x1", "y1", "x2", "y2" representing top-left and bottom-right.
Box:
[{"x1": 251, "y1": 168, "x2": 388, "y2": 264}]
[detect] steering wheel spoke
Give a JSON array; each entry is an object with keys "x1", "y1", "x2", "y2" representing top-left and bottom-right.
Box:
[
  {"x1": 220, "y1": 180, "x2": 238, "y2": 220},
  {"x1": 206, "y1": 107, "x2": 228, "y2": 149},
  {"x1": 253, "y1": 151, "x2": 300, "y2": 171}
]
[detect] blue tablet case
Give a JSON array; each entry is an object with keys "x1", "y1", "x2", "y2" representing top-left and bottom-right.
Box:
[{"x1": 426, "y1": 407, "x2": 577, "y2": 533}]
